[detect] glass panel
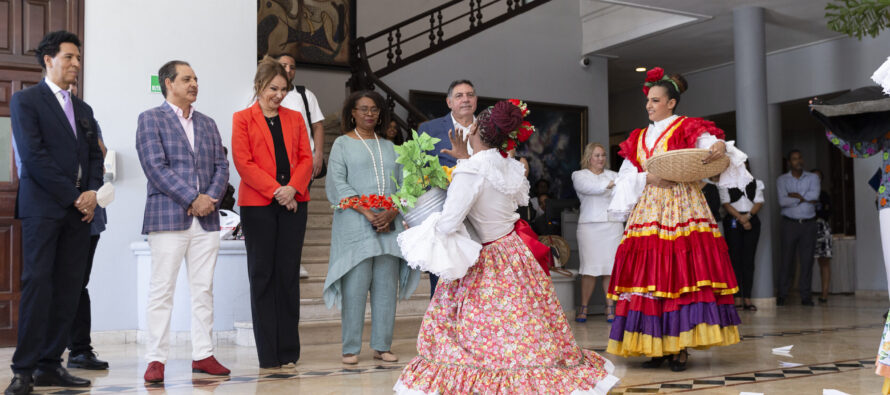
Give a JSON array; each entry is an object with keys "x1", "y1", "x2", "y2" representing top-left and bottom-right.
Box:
[{"x1": 0, "y1": 117, "x2": 10, "y2": 183}]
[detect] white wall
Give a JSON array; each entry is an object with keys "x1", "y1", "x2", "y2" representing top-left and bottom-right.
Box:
[
  {"x1": 609, "y1": 33, "x2": 890, "y2": 292},
  {"x1": 83, "y1": 0, "x2": 256, "y2": 330}
]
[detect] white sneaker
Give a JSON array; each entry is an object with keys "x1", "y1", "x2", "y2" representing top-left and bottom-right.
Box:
[{"x1": 299, "y1": 265, "x2": 309, "y2": 279}]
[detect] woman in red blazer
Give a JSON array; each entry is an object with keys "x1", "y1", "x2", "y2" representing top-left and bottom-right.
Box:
[{"x1": 231, "y1": 58, "x2": 312, "y2": 368}]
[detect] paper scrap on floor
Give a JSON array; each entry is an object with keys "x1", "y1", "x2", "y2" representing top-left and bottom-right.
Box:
[
  {"x1": 823, "y1": 390, "x2": 851, "y2": 395},
  {"x1": 779, "y1": 361, "x2": 802, "y2": 368},
  {"x1": 740, "y1": 392, "x2": 764, "y2": 395},
  {"x1": 772, "y1": 345, "x2": 793, "y2": 357}
]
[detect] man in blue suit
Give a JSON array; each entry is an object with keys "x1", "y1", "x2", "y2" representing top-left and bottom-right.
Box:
[
  {"x1": 7, "y1": 31, "x2": 102, "y2": 395},
  {"x1": 136, "y1": 60, "x2": 230, "y2": 384},
  {"x1": 416, "y1": 79, "x2": 477, "y2": 296}
]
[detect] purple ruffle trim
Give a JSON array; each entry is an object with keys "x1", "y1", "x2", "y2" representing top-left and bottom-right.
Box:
[{"x1": 609, "y1": 302, "x2": 741, "y2": 341}]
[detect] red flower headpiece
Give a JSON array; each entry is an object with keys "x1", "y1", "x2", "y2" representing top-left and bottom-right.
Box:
[{"x1": 642, "y1": 67, "x2": 678, "y2": 96}]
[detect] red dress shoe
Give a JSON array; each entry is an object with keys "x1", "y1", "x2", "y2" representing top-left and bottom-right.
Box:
[
  {"x1": 192, "y1": 356, "x2": 230, "y2": 376},
  {"x1": 144, "y1": 361, "x2": 164, "y2": 383}
]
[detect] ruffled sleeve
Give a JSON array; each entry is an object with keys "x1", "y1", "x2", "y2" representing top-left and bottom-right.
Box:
[
  {"x1": 607, "y1": 158, "x2": 647, "y2": 220},
  {"x1": 873, "y1": 55, "x2": 890, "y2": 95},
  {"x1": 396, "y1": 168, "x2": 484, "y2": 281},
  {"x1": 696, "y1": 133, "x2": 753, "y2": 189}
]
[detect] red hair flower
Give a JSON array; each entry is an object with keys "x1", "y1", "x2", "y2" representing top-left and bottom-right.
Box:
[
  {"x1": 518, "y1": 121, "x2": 534, "y2": 142},
  {"x1": 645, "y1": 67, "x2": 664, "y2": 83}
]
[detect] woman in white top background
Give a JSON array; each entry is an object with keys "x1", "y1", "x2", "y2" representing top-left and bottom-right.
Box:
[
  {"x1": 719, "y1": 161, "x2": 765, "y2": 311},
  {"x1": 572, "y1": 143, "x2": 623, "y2": 323}
]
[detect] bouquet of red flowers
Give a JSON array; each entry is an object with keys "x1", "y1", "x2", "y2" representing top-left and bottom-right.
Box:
[
  {"x1": 334, "y1": 194, "x2": 396, "y2": 211},
  {"x1": 334, "y1": 194, "x2": 397, "y2": 231}
]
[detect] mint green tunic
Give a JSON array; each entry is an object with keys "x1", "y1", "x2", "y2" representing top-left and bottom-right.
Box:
[{"x1": 323, "y1": 135, "x2": 420, "y2": 308}]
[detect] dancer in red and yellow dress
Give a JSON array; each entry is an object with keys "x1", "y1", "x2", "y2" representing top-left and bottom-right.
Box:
[{"x1": 606, "y1": 68, "x2": 750, "y2": 371}]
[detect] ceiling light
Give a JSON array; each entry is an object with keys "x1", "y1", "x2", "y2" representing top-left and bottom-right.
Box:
[{"x1": 635, "y1": 67, "x2": 646, "y2": 72}]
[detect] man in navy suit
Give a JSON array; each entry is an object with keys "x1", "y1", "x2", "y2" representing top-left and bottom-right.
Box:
[
  {"x1": 416, "y1": 79, "x2": 477, "y2": 296},
  {"x1": 7, "y1": 31, "x2": 102, "y2": 395}
]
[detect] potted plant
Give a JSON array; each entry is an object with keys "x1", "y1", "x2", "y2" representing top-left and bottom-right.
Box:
[{"x1": 391, "y1": 130, "x2": 453, "y2": 227}]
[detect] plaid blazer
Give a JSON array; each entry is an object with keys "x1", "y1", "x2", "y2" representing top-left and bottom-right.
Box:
[{"x1": 136, "y1": 102, "x2": 229, "y2": 234}]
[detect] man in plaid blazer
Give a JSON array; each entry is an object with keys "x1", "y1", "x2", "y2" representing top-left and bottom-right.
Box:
[{"x1": 135, "y1": 60, "x2": 230, "y2": 383}]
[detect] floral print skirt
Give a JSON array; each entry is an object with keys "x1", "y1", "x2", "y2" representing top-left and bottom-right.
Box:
[{"x1": 394, "y1": 232, "x2": 619, "y2": 394}]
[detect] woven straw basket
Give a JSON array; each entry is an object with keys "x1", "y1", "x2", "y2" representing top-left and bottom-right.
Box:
[{"x1": 645, "y1": 148, "x2": 730, "y2": 182}]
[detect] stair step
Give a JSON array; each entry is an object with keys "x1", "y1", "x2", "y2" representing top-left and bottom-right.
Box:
[
  {"x1": 235, "y1": 292, "x2": 430, "y2": 346},
  {"x1": 298, "y1": 276, "x2": 432, "y2": 299},
  {"x1": 236, "y1": 313, "x2": 425, "y2": 347},
  {"x1": 307, "y1": 214, "x2": 332, "y2": 228}
]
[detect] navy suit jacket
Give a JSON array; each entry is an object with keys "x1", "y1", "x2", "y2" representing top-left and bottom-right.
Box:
[
  {"x1": 135, "y1": 103, "x2": 229, "y2": 234},
  {"x1": 417, "y1": 114, "x2": 457, "y2": 167},
  {"x1": 11, "y1": 81, "x2": 103, "y2": 219}
]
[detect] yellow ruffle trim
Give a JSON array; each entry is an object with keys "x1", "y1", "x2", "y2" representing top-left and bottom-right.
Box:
[
  {"x1": 606, "y1": 323, "x2": 740, "y2": 357},
  {"x1": 622, "y1": 222, "x2": 722, "y2": 242},
  {"x1": 607, "y1": 281, "x2": 738, "y2": 300}
]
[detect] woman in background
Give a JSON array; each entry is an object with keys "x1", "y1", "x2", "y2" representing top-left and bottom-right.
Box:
[
  {"x1": 811, "y1": 169, "x2": 832, "y2": 303},
  {"x1": 719, "y1": 161, "x2": 765, "y2": 311},
  {"x1": 572, "y1": 142, "x2": 622, "y2": 323}
]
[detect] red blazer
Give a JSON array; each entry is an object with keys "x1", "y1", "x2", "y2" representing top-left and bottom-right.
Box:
[{"x1": 232, "y1": 103, "x2": 313, "y2": 206}]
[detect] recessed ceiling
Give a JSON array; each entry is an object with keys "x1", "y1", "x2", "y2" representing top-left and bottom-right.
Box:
[{"x1": 585, "y1": 0, "x2": 844, "y2": 94}]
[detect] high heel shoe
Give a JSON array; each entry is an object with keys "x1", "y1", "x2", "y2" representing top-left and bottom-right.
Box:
[
  {"x1": 670, "y1": 350, "x2": 688, "y2": 372},
  {"x1": 605, "y1": 304, "x2": 615, "y2": 323},
  {"x1": 575, "y1": 305, "x2": 588, "y2": 323},
  {"x1": 641, "y1": 356, "x2": 668, "y2": 368}
]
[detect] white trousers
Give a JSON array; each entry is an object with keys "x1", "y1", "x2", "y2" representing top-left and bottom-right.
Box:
[{"x1": 146, "y1": 218, "x2": 220, "y2": 363}]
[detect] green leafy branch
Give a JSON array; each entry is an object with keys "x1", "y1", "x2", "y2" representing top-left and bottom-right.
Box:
[
  {"x1": 826, "y1": 0, "x2": 890, "y2": 39},
  {"x1": 390, "y1": 130, "x2": 451, "y2": 211}
]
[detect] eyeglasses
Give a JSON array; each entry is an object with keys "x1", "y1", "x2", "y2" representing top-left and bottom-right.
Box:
[{"x1": 354, "y1": 107, "x2": 381, "y2": 115}]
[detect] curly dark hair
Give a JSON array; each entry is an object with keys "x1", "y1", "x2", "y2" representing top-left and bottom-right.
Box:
[
  {"x1": 341, "y1": 90, "x2": 390, "y2": 137},
  {"x1": 35, "y1": 31, "x2": 81, "y2": 69}
]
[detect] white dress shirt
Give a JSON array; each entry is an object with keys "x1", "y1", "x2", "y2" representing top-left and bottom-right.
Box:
[
  {"x1": 44, "y1": 77, "x2": 69, "y2": 110},
  {"x1": 451, "y1": 113, "x2": 476, "y2": 156},
  {"x1": 718, "y1": 180, "x2": 765, "y2": 213},
  {"x1": 572, "y1": 168, "x2": 620, "y2": 223},
  {"x1": 280, "y1": 87, "x2": 325, "y2": 153}
]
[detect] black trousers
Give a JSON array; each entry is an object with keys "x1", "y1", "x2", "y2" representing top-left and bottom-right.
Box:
[
  {"x1": 722, "y1": 216, "x2": 761, "y2": 299},
  {"x1": 68, "y1": 234, "x2": 99, "y2": 355},
  {"x1": 12, "y1": 209, "x2": 90, "y2": 374},
  {"x1": 241, "y1": 201, "x2": 307, "y2": 367},
  {"x1": 429, "y1": 274, "x2": 439, "y2": 299},
  {"x1": 778, "y1": 218, "x2": 818, "y2": 301}
]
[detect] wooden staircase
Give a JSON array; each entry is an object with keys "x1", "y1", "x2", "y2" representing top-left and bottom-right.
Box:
[{"x1": 235, "y1": 117, "x2": 432, "y2": 347}]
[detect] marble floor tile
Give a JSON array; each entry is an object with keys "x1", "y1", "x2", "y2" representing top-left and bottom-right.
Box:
[{"x1": 0, "y1": 293, "x2": 886, "y2": 394}]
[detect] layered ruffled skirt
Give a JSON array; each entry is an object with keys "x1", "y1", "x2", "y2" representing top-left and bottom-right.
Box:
[
  {"x1": 607, "y1": 182, "x2": 741, "y2": 357},
  {"x1": 395, "y1": 232, "x2": 619, "y2": 394}
]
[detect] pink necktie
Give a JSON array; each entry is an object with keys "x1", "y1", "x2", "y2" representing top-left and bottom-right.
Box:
[{"x1": 60, "y1": 90, "x2": 77, "y2": 139}]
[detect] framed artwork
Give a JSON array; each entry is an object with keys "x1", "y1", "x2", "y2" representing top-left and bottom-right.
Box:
[
  {"x1": 409, "y1": 90, "x2": 588, "y2": 199},
  {"x1": 257, "y1": 0, "x2": 356, "y2": 70}
]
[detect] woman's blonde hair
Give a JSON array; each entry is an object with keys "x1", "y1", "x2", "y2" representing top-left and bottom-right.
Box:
[
  {"x1": 580, "y1": 142, "x2": 607, "y2": 169},
  {"x1": 252, "y1": 55, "x2": 292, "y2": 102}
]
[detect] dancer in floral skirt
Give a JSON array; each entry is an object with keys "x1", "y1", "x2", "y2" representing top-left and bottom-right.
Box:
[{"x1": 394, "y1": 100, "x2": 619, "y2": 394}]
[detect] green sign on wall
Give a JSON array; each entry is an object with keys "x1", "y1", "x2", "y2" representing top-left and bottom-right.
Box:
[{"x1": 150, "y1": 75, "x2": 161, "y2": 93}]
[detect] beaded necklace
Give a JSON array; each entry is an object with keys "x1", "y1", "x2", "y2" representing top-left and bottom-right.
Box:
[{"x1": 354, "y1": 129, "x2": 385, "y2": 196}]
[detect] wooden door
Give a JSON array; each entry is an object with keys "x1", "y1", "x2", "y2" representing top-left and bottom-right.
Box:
[{"x1": 0, "y1": 0, "x2": 83, "y2": 346}]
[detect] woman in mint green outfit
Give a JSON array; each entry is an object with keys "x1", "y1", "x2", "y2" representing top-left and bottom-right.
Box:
[{"x1": 324, "y1": 90, "x2": 420, "y2": 365}]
